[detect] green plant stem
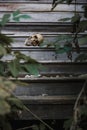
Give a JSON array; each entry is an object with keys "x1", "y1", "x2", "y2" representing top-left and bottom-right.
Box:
[
  {"x1": 11, "y1": 90, "x2": 54, "y2": 130},
  {"x1": 12, "y1": 93, "x2": 54, "y2": 130},
  {"x1": 74, "y1": 80, "x2": 87, "y2": 110},
  {"x1": 70, "y1": 80, "x2": 87, "y2": 130},
  {"x1": 24, "y1": 106, "x2": 54, "y2": 130}
]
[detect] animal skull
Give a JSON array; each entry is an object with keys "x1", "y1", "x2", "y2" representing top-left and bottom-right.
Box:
[{"x1": 25, "y1": 34, "x2": 44, "y2": 46}]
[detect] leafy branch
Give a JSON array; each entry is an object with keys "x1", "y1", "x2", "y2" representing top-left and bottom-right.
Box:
[
  {"x1": 0, "y1": 10, "x2": 45, "y2": 130},
  {"x1": 0, "y1": 10, "x2": 41, "y2": 77},
  {"x1": 50, "y1": 0, "x2": 87, "y2": 61},
  {"x1": 51, "y1": 0, "x2": 73, "y2": 10}
]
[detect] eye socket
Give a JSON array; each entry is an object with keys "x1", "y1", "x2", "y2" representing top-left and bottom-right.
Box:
[{"x1": 34, "y1": 35, "x2": 38, "y2": 39}]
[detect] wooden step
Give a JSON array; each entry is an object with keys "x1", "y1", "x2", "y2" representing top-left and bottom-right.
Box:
[{"x1": 16, "y1": 95, "x2": 83, "y2": 120}]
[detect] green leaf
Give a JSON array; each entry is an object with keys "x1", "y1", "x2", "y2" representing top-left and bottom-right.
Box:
[
  {"x1": 0, "y1": 87, "x2": 11, "y2": 98},
  {"x1": 0, "y1": 14, "x2": 10, "y2": 26},
  {"x1": 59, "y1": 17, "x2": 71, "y2": 21},
  {"x1": 0, "y1": 33, "x2": 13, "y2": 46},
  {"x1": 64, "y1": 43, "x2": 72, "y2": 52},
  {"x1": 4, "y1": 80, "x2": 16, "y2": 92},
  {"x1": 14, "y1": 51, "x2": 38, "y2": 63},
  {"x1": 24, "y1": 63, "x2": 39, "y2": 76},
  {"x1": 13, "y1": 15, "x2": 31, "y2": 22},
  {"x1": 12, "y1": 10, "x2": 21, "y2": 17},
  {"x1": 71, "y1": 14, "x2": 81, "y2": 23},
  {"x1": 55, "y1": 44, "x2": 60, "y2": 50},
  {"x1": 56, "y1": 48, "x2": 66, "y2": 54},
  {"x1": 7, "y1": 97, "x2": 24, "y2": 110},
  {"x1": 0, "y1": 99, "x2": 10, "y2": 115},
  {"x1": 54, "y1": 35, "x2": 73, "y2": 43},
  {"x1": 7, "y1": 59, "x2": 20, "y2": 77},
  {"x1": 78, "y1": 20, "x2": 87, "y2": 31},
  {"x1": 0, "y1": 45, "x2": 7, "y2": 56},
  {"x1": 55, "y1": 44, "x2": 72, "y2": 54},
  {"x1": 13, "y1": 17, "x2": 20, "y2": 22},
  {"x1": 18, "y1": 14, "x2": 31, "y2": 19},
  {"x1": 0, "y1": 77, "x2": 16, "y2": 98},
  {"x1": 51, "y1": 0, "x2": 65, "y2": 10}
]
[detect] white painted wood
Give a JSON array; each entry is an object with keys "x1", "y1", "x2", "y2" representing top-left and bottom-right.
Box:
[
  {"x1": 0, "y1": 0, "x2": 86, "y2": 4},
  {"x1": 0, "y1": 3, "x2": 83, "y2": 12},
  {"x1": 0, "y1": 12, "x2": 76, "y2": 22},
  {"x1": 2, "y1": 30, "x2": 87, "y2": 36}
]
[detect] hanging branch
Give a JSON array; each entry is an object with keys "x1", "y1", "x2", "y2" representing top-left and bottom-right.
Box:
[
  {"x1": 72, "y1": 0, "x2": 80, "y2": 53},
  {"x1": 70, "y1": 80, "x2": 87, "y2": 130},
  {"x1": 24, "y1": 106, "x2": 54, "y2": 130}
]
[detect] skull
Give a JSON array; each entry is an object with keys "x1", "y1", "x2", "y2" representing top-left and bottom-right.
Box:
[{"x1": 25, "y1": 34, "x2": 44, "y2": 46}]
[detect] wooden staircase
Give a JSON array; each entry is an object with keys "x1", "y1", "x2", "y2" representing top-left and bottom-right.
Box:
[{"x1": 0, "y1": 0, "x2": 87, "y2": 120}]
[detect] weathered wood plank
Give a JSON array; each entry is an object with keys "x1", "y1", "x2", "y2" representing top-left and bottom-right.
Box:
[
  {"x1": 9, "y1": 60, "x2": 87, "y2": 73},
  {"x1": 40, "y1": 62, "x2": 87, "y2": 75},
  {"x1": 20, "y1": 104, "x2": 73, "y2": 119},
  {"x1": 2, "y1": 47, "x2": 87, "y2": 62},
  {"x1": 1, "y1": 22, "x2": 74, "y2": 35},
  {"x1": 13, "y1": 78, "x2": 85, "y2": 96},
  {"x1": 16, "y1": 96, "x2": 74, "y2": 119},
  {"x1": 1, "y1": 23, "x2": 86, "y2": 36},
  {"x1": 18, "y1": 95, "x2": 77, "y2": 104},
  {"x1": 0, "y1": 3, "x2": 83, "y2": 12},
  {"x1": 5, "y1": 58, "x2": 87, "y2": 75},
  {"x1": 9, "y1": 35, "x2": 87, "y2": 47},
  {"x1": 0, "y1": 12, "x2": 76, "y2": 22},
  {"x1": 0, "y1": 0, "x2": 87, "y2": 4}
]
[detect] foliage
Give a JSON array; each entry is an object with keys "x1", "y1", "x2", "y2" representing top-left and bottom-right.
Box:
[
  {"x1": 0, "y1": 10, "x2": 44, "y2": 130},
  {"x1": 0, "y1": 10, "x2": 53, "y2": 130},
  {"x1": 0, "y1": 76, "x2": 25, "y2": 130},
  {"x1": 51, "y1": 1, "x2": 87, "y2": 130},
  {"x1": 50, "y1": 0, "x2": 87, "y2": 61},
  {"x1": 0, "y1": 10, "x2": 31, "y2": 27},
  {"x1": 63, "y1": 81, "x2": 87, "y2": 130},
  {"x1": 0, "y1": 10, "x2": 42, "y2": 77},
  {"x1": 52, "y1": 0, "x2": 73, "y2": 10}
]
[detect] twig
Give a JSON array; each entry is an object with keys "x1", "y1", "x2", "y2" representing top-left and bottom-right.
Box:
[
  {"x1": 24, "y1": 106, "x2": 54, "y2": 130},
  {"x1": 10, "y1": 91, "x2": 54, "y2": 130},
  {"x1": 70, "y1": 80, "x2": 87, "y2": 130},
  {"x1": 74, "y1": 80, "x2": 87, "y2": 110}
]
